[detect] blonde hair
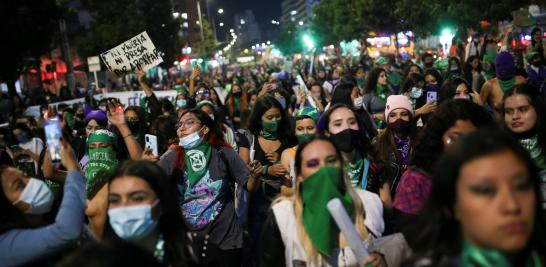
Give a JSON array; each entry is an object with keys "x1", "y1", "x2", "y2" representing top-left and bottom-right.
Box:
[{"x1": 271, "y1": 166, "x2": 368, "y2": 264}]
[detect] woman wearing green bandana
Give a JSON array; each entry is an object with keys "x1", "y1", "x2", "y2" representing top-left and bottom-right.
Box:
[
  {"x1": 363, "y1": 68, "x2": 392, "y2": 129},
  {"x1": 156, "y1": 108, "x2": 258, "y2": 266},
  {"x1": 243, "y1": 95, "x2": 296, "y2": 266},
  {"x1": 503, "y1": 85, "x2": 546, "y2": 209},
  {"x1": 407, "y1": 129, "x2": 546, "y2": 267},
  {"x1": 260, "y1": 138, "x2": 390, "y2": 267},
  {"x1": 280, "y1": 106, "x2": 320, "y2": 196}
]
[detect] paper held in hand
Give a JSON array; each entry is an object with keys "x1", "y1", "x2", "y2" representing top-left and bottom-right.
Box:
[{"x1": 100, "y1": 31, "x2": 163, "y2": 76}]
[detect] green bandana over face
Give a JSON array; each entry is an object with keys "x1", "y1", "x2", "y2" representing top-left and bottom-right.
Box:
[
  {"x1": 87, "y1": 130, "x2": 116, "y2": 147},
  {"x1": 356, "y1": 77, "x2": 366, "y2": 88},
  {"x1": 520, "y1": 135, "x2": 546, "y2": 169},
  {"x1": 376, "y1": 84, "x2": 388, "y2": 101},
  {"x1": 498, "y1": 77, "x2": 515, "y2": 93},
  {"x1": 387, "y1": 71, "x2": 402, "y2": 87},
  {"x1": 259, "y1": 120, "x2": 279, "y2": 140},
  {"x1": 460, "y1": 241, "x2": 542, "y2": 267},
  {"x1": 85, "y1": 148, "x2": 118, "y2": 199},
  {"x1": 184, "y1": 143, "x2": 212, "y2": 188},
  {"x1": 234, "y1": 97, "x2": 242, "y2": 108},
  {"x1": 296, "y1": 133, "x2": 315, "y2": 143},
  {"x1": 345, "y1": 157, "x2": 364, "y2": 188},
  {"x1": 301, "y1": 166, "x2": 354, "y2": 257}
]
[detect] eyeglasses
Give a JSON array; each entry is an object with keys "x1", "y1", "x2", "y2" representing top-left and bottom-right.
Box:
[
  {"x1": 196, "y1": 89, "x2": 210, "y2": 97},
  {"x1": 176, "y1": 119, "x2": 200, "y2": 130}
]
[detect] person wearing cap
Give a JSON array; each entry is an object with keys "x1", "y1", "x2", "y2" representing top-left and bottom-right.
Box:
[
  {"x1": 280, "y1": 106, "x2": 320, "y2": 196},
  {"x1": 480, "y1": 51, "x2": 526, "y2": 120},
  {"x1": 368, "y1": 95, "x2": 417, "y2": 209},
  {"x1": 526, "y1": 51, "x2": 546, "y2": 90}
]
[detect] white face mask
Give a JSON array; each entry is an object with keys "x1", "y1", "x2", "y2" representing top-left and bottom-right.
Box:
[
  {"x1": 208, "y1": 114, "x2": 215, "y2": 121},
  {"x1": 13, "y1": 178, "x2": 54, "y2": 215},
  {"x1": 179, "y1": 130, "x2": 203, "y2": 149},
  {"x1": 454, "y1": 95, "x2": 470, "y2": 100},
  {"x1": 353, "y1": 96, "x2": 363, "y2": 109},
  {"x1": 108, "y1": 201, "x2": 159, "y2": 240}
]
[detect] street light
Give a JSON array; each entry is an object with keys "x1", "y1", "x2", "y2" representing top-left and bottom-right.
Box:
[
  {"x1": 230, "y1": 28, "x2": 234, "y2": 33},
  {"x1": 172, "y1": 12, "x2": 180, "y2": 18},
  {"x1": 298, "y1": 21, "x2": 304, "y2": 26},
  {"x1": 303, "y1": 34, "x2": 315, "y2": 50},
  {"x1": 219, "y1": 22, "x2": 224, "y2": 27},
  {"x1": 240, "y1": 19, "x2": 246, "y2": 25},
  {"x1": 218, "y1": 8, "x2": 224, "y2": 14}
]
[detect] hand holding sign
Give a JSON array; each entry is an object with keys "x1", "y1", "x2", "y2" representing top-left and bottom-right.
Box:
[{"x1": 100, "y1": 31, "x2": 163, "y2": 76}]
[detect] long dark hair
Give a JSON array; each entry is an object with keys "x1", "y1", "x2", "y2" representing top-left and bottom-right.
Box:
[
  {"x1": 503, "y1": 84, "x2": 546, "y2": 155},
  {"x1": 364, "y1": 68, "x2": 385, "y2": 94},
  {"x1": 373, "y1": 113, "x2": 418, "y2": 166},
  {"x1": 438, "y1": 76, "x2": 471, "y2": 103},
  {"x1": 0, "y1": 165, "x2": 28, "y2": 235},
  {"x1": 105, "y1": 161, "x2": 194, "y2": 267},
  {"x1": 411, "y1": 100, "x2": 496, "y2": 173},
  {"x1": 317, "y1": 103, "x2": 371, "y2": 154},
  {"x1": 409, "y1": 129, "x2": 546, "y2": 262},
  {"x1": 331, "y1": 82, "x2": 355, "y2": 106},
  {"x1": 247, "y1": 95, "x2": 293, "y2": 142}
]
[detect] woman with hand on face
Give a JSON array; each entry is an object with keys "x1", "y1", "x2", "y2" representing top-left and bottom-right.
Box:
[
  {"x1": 408, "y1": 129, "x2": 546, "y2": 266},
  {"x1": 244, "y1": 95, "x2": 296, "y2": 266},
  {"x1": 260, "y1": 138, "x2": 401, "y2": 267},
  {"x1": 104, "y1": 161, "x2": 195, "y2": 267},
  {"x1": 157, "y1": 108, "x2": 258, "y2": 266},
  {"x1": 503, "y1": 84, "x2": 546, "y2": 208},
  {"x1": 0, "y1": 140, "x2": 86, "y2": 267}
]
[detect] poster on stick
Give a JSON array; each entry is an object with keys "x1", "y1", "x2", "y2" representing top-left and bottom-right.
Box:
[{"x1": 100, "y1": 31, "x2": 163, "y2": 76}]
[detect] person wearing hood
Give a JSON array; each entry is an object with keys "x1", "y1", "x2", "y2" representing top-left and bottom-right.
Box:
[{"x1": 480, "y1": 51, "x2": 526, "y2": 120}]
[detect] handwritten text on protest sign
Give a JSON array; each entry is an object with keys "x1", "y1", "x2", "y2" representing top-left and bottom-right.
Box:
[{"x1": 100, "y1": 31, "x2": 163, "y2": 76}]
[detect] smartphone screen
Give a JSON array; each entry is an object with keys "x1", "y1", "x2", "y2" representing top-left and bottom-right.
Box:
[
  {"x1": 426, "y1": 91, "x2": 438, "y2": 103},
  {"x1": 145, "y1": 134, "x2": 158, "y2": 156},
  {"x1": 44, "y1": 117, "x2": 62, "y2": 163}
]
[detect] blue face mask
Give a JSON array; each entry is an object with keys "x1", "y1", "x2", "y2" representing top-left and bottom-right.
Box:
[
  {"x1": 176, "y1": 99, "x2": 188, "y2": 108},
  {"x1": 410, "y1": 87, "x2": 423, "y2": 99},
  {"x1": 108, "y1": 201, "x2": 159, "y2": 240},
  {"x1": 179, "y1": 130, "x2": 203, "y2": 149}
]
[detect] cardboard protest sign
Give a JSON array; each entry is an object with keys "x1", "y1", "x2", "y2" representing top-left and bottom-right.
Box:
[{"x1": 100, "y1": 31, "x2": 163, "y2": 76}]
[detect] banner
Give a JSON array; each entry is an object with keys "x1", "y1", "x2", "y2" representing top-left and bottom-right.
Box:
[
  {"x1": 100, "y1": 31, "x2": 163, "y2": 76},
  {"x1": 25, "y1": 90, "x2": 178, "y2": 119}
]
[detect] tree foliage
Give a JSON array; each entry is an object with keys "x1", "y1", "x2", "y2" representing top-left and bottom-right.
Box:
[
  {"x1": 313, "y1": 0, "x2": 537, "y2": 44},
  {"x1": 0, "y1": 0, "x2": 61, "y2": 95},
  {"x1": 76, "y1": 0, "x2": 179, "y2": 68},
  {"x1": 276, "y1": 21, "x2": 304, "y2": 55},
  {"x1": 193, "y1": 18, "x2": 217, "y2": 59}
]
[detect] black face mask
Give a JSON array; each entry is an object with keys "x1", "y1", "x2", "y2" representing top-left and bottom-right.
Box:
[
  {"x1": 424, "y1": 62, "x2": 434, "y2": 68},
  {"x1": 76, "y1": 113, "x2": 84, "y2": 119},
  {"x1": 388, "y1": 119, "x2": 411, "y2": 133},
  {"x1": 233, "y1": 91, "x2": 242, "y2": 98},
  {"x1": 127, "y1": 121, "x2": 140, "y2": 133},
  {"x1": 329, "y1": 128, "x2": 361, "y2": 153}
]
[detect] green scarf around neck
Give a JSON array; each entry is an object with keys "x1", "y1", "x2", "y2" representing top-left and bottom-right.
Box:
[
  {"x1": 345, "y1": 156, "x2": 364, "y2": 188},
  {"x1": 301, "y1": 166, "x2": 355, "y2": 257},
  {"x1": 498, "y1": 77, "x2": 515, "y2": 93},
  {"x1": 184, "y1": 143, "x2": 212, "y2": 188},
  {"x1": 520, "y1": 135, "x2": 546, "y2": 169},
  {"x1": 375, "y1": 84, "x2": 388, "y2": 101},
  {"x1": 460, "y1": 241, "x2": 542, "y2": 267},
  {"x1": 85, "y1": 148, "x2": 119, "y2": 199},
  {"x1": 259, "y1": 120, "x2": 279, "y2": 140}
]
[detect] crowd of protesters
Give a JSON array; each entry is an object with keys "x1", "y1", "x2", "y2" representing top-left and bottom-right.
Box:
[{"x1": 0, "y1": 27, "x2": 546, "y2": 267}]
